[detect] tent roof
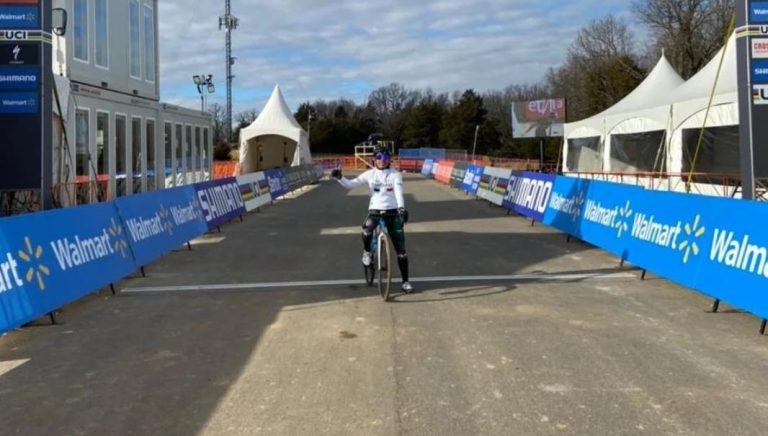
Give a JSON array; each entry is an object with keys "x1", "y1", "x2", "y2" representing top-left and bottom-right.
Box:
[
  {"x1": 585, "y1": 54, "x2": 685, "y2": 120},
  {"x1": 243, "y1": 84, "x2": 303, "y2": 135},
  {"x1": 659, "y1": 34, "x2": 737, "y2": 104}
]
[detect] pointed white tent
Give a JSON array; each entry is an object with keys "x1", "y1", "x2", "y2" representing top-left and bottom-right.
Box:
[
  {"x1": 238, "y1": 85, "x2": 312, "y2": 173},
  {"x1": 564, "y1": 54, "x2": 685, "y2": 172},
  {"x1": 564, "y1": 34, "x2": 738, "y2": 177}
]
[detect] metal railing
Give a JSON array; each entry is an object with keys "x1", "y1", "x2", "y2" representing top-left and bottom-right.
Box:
[{"x1": 565, "y1": 171, "x2": 745, "y2": 198}]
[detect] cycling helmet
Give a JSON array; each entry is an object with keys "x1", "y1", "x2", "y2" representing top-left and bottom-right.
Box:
[{"x1": 374, "y1": 147, "x2": 391, "y2": 162}]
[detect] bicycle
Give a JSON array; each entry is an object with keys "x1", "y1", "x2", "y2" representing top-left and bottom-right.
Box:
[{"x1": 364, "y1": 212, "x2": 395, "y2": 301}]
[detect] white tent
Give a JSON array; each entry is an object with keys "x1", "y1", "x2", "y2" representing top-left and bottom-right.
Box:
[
  {"x1": 564, "y1": 54, "x2": 684, "y2": 172},
  {"x1": 239, "y1": 85, "x2": 312, "y2": 173},
  {"x1": 564, "y1": 34, "x2": 738, "y2": 183}
]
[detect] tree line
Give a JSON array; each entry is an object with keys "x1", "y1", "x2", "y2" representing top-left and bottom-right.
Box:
[{"x1": 211, "y1": 0, "x2": 734, "y2": 161}]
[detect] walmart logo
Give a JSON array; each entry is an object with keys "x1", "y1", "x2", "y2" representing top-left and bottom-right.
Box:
[
  {"x1": 548, "y1": 191, "x2": 585, "y2": 221},
  {"x1": 614, "y1": 201, "x2": 633, "y2": 238},
  {"x1": 570, "y1": 192, "x2": 585, "y2": 221},
  {"x1": 18, "y1": 237, "x2": 50, "y2": 291},
  {"x1": 109, "y1": 219, "x2": 130, "y2": 258},
  {"x1": 678, "y1": 214, "x2": 706, "y2": 264},
  {"x1": 158, "y1": 205, "x2": 175, "y2": 235}
]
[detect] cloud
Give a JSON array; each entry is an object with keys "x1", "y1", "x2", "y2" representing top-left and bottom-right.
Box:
[{"x1": 158, "y1": 0, "x2": 633, "y2": 114}]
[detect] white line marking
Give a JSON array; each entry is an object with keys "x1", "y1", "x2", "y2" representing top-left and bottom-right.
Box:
[{"x1": 120, "y1": 272, "x2": 637, "y2": 294}]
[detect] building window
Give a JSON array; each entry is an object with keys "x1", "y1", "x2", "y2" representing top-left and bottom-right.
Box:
[
  {"x1": 186, "y1": 125, "x2": 193, "y2": 181},
  {"x1": 146, "y1": 119, "x2": 156, "y2": 191},
  {"x1": 75, "y1": 109, "x2": 89, "y2": 178},
  {"x1": 143, "y1": 4, "x2": 155, "y2": 82},
  {"x1": 74, "y1": 0, "x2": 89, "y2": 62},
  {"x1": 132, "y1": 117, "x2": 142, "y2": 193},
  {"x1": 164, "y1": 122, "x2": 172, "y2": 186},
  {"x1": 202, "y1": 127, "x2": 209, "y2": 177},
  {"x1": 116, "y1": 115, "x2": 127, "y2": 196},
  {"x1": 94, "y1": 0, "x2": 108, "y2": 68},
  {"x1": 194, "y1": 126, "x2": 201, "y2": 179},
  {"x1": 129, "y1": 0, "x2": 141, "y2": 78},
  {"x1": 175, "y1": 123, "x2": 183, "y2": 183},
  {"x1": 96, "y1": 112, "x2": 110, "y2": 178}
]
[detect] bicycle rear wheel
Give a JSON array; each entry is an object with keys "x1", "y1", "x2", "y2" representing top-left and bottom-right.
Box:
[{"x1": 377, "y1": 232, "x2": 392, "y2": 301}]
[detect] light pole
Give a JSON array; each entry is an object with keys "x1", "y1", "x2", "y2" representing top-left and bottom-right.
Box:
[
  {"x1": 192, "y1": 74, "x2": 215, "y2": 112},
  {"x1": 471, "y1": 124, "x2": 480, "y2": 161}
]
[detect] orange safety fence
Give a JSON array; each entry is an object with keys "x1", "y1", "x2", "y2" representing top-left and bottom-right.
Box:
[
  {"x1": 213, "y1": 161, "x2": 240, "y2": 179},
  {"x1": 53, "y1": 175, "x2": 110, "y2": 206}
]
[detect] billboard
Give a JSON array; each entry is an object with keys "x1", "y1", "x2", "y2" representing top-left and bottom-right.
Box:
[
  {"x1": 0, "y1": 2, "x2": 52, "y2": 201},
  {"x1": 511, "y1": 98, "x2": 566, "y2": 138}
]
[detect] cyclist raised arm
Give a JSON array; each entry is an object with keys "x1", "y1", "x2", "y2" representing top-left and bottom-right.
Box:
[{"x1": 331, "y1": 147, "x2": 413, "y2": 293}]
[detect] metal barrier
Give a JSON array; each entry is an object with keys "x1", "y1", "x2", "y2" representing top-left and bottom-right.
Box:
[{"x1": 566, "y1": 171, "x2": 743, "y2": 198}]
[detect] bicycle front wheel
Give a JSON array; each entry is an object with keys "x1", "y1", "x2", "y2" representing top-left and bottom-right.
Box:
[{"x1": 377, "y1": 232, "x2": 392, "y2": 301}]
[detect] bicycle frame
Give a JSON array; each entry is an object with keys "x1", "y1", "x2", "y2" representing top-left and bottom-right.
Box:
[{"x1": 369, "y1": 218, "x2": 389, "y2": 259}]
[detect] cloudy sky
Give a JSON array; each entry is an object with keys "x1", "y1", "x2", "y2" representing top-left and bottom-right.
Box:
[{"x1": 158, "y1": 0, "x2": 632, "y2": 115}]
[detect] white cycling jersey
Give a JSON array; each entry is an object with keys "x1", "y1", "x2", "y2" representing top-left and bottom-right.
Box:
[{"x1": 337, "y1": 168, "x2": 405, "y2": 210}]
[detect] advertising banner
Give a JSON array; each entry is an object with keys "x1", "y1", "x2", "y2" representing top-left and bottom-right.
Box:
[
  {"x1": 435, "y1": 160, "x2": 455, "y2": 184},
  {"x1": 236, "y1": 171, "x2": 272, "y2": 212},
  {"x1": 0, "y1": 203, "x2": 136, "y2": 333},
  {"x1": 0, "y1": 1, "x2": 51, "y2": 193},
  {"x1": 115, "y1": 185, "x2": 208, "y2": 267},
  {"x1": 511, "y1": 98, "x2": 566, "y2": 138},
  {"x1": 542, "y1": 176, "x2": 768, "y2": 320},
  {"x1": 502, "y1": 172, "x2": 556, "y2": 221},
  {"x1": 265, "y1": 168, "x2": 289, "y2": 199},
  {"x1": 461, "y1": 164, "x2": 484, "y2": 194},
  {"x1": 193, "y1": 178, "x2": 246, "y2": 231},
  {"x1": 476, "y1": 166, "x2": 513, "y2": 206},
  {"x1": 450, "y1": 162, "x2": 468, "y2": 189},
  {"x1": 421, "y1": 159, "x2": 434, "y2": 177}
]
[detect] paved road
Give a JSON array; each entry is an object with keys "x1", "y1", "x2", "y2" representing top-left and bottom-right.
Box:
[{"x1": 2, "y1": 174, "x2": 768, "y2": 435}]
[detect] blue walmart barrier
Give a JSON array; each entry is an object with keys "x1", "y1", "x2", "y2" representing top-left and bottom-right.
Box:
[
  {"x1": 542, "y1": 177, "x2": 768, "y2": 318},
  {"x1": 423, "y1": 166, "x2": 768, "y2": 321},
  {"x1": 115, "y1": 186, "x2": 209, "y2": 268},
  {"x1": 194, "y1": 178, "x2": 247, "y2": 231},
  {"x1": 0, "y1": 203, "x2": 137, "y2": 332}
]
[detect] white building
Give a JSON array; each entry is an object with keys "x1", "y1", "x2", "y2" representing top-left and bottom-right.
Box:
[{"x1": 52, "y1": 0, "x2": 212, "y2": 205}]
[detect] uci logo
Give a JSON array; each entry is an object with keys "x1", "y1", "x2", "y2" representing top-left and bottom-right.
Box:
[
  {"x1": 752, "y1": 85, "x2": 768, "y2": 105},
  {"x1": 2, "y1": 30, "x2": 28, "y2": 41}
]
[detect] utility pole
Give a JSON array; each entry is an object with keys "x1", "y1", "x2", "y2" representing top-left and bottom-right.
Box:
[
  {"x1": 471, "y1": 124, "x2": 480, "y2": 161},
  {"x1": 219, "y1": 1, "x2": 239, "y2": 144}
]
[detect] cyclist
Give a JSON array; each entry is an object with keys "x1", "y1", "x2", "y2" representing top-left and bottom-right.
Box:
[{"x1": 331, "y1": 146, "x2": 413, "y2": 293}]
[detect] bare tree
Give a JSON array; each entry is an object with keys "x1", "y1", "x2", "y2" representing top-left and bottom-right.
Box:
[
  {"x1": 633, "y1": 0, "x2": 734, "y2": 78},
  {"x1": 206, "y1": 103, "x2": 227, "y2": 145},
  {"x1": 367, "y1": 82, "x2": 420, "y2": 144},
  {"x1": 546, "y1": 15, "x2": 645, "y2": 120}
]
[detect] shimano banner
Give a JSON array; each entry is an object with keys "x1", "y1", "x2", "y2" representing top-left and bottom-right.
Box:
[
  {"x1": 502, "y1": 172, "x2": 556, "y2": 221},
  {"x1": 0, "y1": 203, "x2": 136, "y2": 333},
  {"x1": 115, "y1": 185, "x2": 208, "y2": 267},
  {"x1": 265, "y1": 169, "x2": 289, "y2": 199},
  {"x1": 194, "y1": 178, "x2": 246, "y2": 231}
]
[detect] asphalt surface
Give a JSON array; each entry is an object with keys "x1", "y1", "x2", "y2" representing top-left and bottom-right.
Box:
[{"x1": 2, "y1": 174, "x2": 768, "y2": 435}]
